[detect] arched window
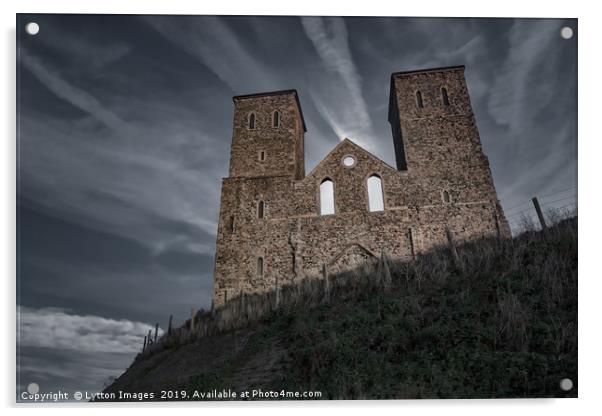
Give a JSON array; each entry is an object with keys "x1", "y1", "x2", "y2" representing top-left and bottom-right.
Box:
[
  {"x1": 248, "y1": 113, "x2": 256, "y2": 130},
  {"x1": 319, "y1": 179, "x2": 335, "y2": 215},
  {"x1": 257, "y1": 257, "x2": 264, "y2": 276},
  {"x1": 415, "y1": 91, "x2": 423, "y2": 109},
  {"x1": 367, "y1": 175, "x2": 385, "y2": 212},
  {"x1": 441, "y1": 87, "x2": 450, "y2": 106},
  {"x1": 442, "y1": 190, "x2": 451, "y2": 204},
  {"x1": 257, "y1": 200, "x2": 265, "y2": 219},
  {"x1": 272, "y1": 111, "x2": 280, "y2": 127}
]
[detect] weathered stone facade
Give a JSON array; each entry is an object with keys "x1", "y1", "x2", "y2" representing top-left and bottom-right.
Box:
[{"x1": 212, "y1": 66, "x2": 510, "y2": 307}]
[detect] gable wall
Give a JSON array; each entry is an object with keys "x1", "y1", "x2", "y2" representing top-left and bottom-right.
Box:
[{"x1": 213, "y1": 139, "x2": 503, "y2": 307}]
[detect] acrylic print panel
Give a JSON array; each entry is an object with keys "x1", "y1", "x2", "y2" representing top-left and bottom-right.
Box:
[{"x1": 16, "y1": 14, "x2": 577, "y2": 402}]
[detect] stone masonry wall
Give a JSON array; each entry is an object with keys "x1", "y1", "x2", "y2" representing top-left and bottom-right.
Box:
[
  {"x1": 212, "y1": 67, "x2": 510, "y2": 307},
  {"x1": 229, "y1": 91, "x2": 305, "y2": 180}
]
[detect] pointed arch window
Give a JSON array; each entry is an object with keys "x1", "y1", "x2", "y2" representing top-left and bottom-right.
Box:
[
  {"x1": 248, "y1": 112, "x2": 256, "y2": 130},
  {"x1": 441, "y1": 87, "x2": 450, "y2": 106},
  {"x1": 257, "y1": 200, "x2": 265, "y2": 219},
  {"x1": 257, "y1": 257, "x2": 264, "y2": 276},
  {"x1": 272, "y1": 111, "x2": 281, "y2": 128},
  {"x1": 319, "y1": 179, "x2": 335, "y2": 215},
  {"x1": 367, "y1": 175, "x2": 384, "y2": 212},
  {"x1": 415, "y1": 91, "x2": 424, "y2": 109}
]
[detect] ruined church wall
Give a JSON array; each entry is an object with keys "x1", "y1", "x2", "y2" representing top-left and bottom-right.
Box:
[
  {"x1": 213, "y1": 138, "x2": 504, "y2": 306},
  {"x1": 213, "y1": 176, "x2": 297, "y2": 305},
  {"x1": 212, "y1": 68, "x2": 511, "y2": 307}
]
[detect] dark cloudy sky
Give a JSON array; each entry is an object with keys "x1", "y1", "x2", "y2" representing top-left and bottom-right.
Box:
[{"x1": 16, "y1": 14, "x2": 577, "y2": 399}]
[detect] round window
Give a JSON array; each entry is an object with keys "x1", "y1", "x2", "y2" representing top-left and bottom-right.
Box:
[{"x1": 342, "y1": 155, "x2": 356, "y2": 168}]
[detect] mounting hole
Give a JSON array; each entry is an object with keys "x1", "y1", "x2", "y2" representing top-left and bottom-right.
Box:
[
  {"x1": 560, "y1": 26, "x2": 573, "y2": 40},
  {"x1": 25, "y1": 22, "x2": 40, "y2": 36},
  {"x1": 27, "y1": 382, "x2": 39, "y2": 394},
  {"x1": 559, "y1": 378, "x2": 573, "y2": 391}
]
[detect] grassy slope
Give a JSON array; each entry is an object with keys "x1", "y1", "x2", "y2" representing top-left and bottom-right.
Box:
[{"x1": 105, "y1": 217, "x2": 577, "y2": 400}]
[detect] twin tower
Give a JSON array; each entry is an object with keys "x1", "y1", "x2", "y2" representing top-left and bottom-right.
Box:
[{"x1": 212, "y1": 65, "x2": 509, "y2": 307}]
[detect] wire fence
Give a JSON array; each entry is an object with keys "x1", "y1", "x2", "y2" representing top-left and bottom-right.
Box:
[{"x1": 503, "y1": 187, "x2": 577, "y2": 234}]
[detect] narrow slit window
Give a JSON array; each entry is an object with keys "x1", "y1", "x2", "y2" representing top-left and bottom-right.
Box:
[
  {"x1": 442, "y1": 190, "x2": 451, "y2": 204},
  {"x1": 258, "y1": 200, "x2": 265, "y2": 219},
  {"x1": 367, "y1": 175, "x2": 384, "y2": 212},
  {"x1": 229, "y1": 216, "x2": 234, "y2": 232},
  {"x1": 248, "y1": 113, "x2": 256, "y2": 129},
  {"x1": 319, "y1": 179, "x2": 335, "y2": 215},
  {"x1": 259, "y1": 150, "x2": 266, "y2": 161},
  {"x1": 415, "y1": 91, "x2": 423, "y2": 109},
  {"x1": 441, "y1": 87, "x2": 450, "y2": 106},
  {"x1": 273, "y1": 111, "x2": 280, "y2": 127},
  {"x1": 257, "y1": 257, "x2": 264, "y2": 276}
]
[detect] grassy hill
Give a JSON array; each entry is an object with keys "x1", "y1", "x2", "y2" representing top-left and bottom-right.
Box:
[{"x1": 103, "y1": 217, "x2": 577, "y2": 400}]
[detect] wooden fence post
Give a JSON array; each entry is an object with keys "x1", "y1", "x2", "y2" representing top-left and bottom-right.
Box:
[
  {"x1": 142, "y1": 335, "x2": 147, "y2": 352},
  {"x1": 377, "y1": 251, "x2": 392, "y2": 290},
  {"x1": 532, "y1": 197, "x2": 547, "y2": 229},
  {"x1": 190, "y1": 307, "x2": 197, "y2": 335},
  {"x1": 445, "y1": 227, "x2": 461, "y2": 267},
  {"x1": 239, "y1": 290, "x2": 246, "y2": 319},
  {"x1": 322, "y1": 263, "x2": 330, "y2": 300},
  {"x1": 275, "y1": 277, "x2": 280, "y2": 309},
  {"x1": 167, "y1": 314, "x2": 173, "y2": 336},
  {"x1": 491, "y1": 200, "x2": 501, "y2": 239},
  {"x1": 408, "y1": 228, "x2": 416, "y2": 260},
  {"x1": 147, "y1": 329, "x2": 152, "y2": 345},
  {"x1": 154, "y1": 323, "x2": 159, "y2": 343}
]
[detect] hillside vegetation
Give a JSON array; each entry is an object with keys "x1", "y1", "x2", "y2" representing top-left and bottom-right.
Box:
[{"x1": 104, "y1": 216, "x2": 577, "y2": 400}]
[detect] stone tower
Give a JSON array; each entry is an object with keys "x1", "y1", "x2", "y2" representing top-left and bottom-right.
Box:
[
  {"x1": 212, "y1": 66, "x2": 510, "y2": 308},
  {"x1": 229, "y1": 90, "x2": 306, "y2": 180},
  {"x1": 388, "y1": 66, "x2": 504, "y2": 209}
]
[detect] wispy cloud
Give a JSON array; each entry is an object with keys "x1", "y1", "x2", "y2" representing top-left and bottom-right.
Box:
[
  {"x1": 143, "y1": 15, "x2": 352, "y2": 170},
  {"x1": 144, "y1": 16, "x2": 275, "y2": 93},
  {"x1": 19, "y1": 47, "x2": 222, "y2": 255},
  {"x1": 37, "y1": 24, "x2": 132, "y2": 70},
  {"x1": 301, "y1": 17, "x2": 375, "y2": 147},
  {"x1": 18, "y1": 306, "x2": 160, "y2": 354},
  {"x1": 487, "y1": 20, "x2": 563, "y2": 134},
  {"x1": 484, "y1": 19, "x2": 576, "y2": 215},
  {"x1": 19, "y1": 113, "x2": 220, "y2": 255},
  {"x1": 20, "y1": 49, "x2": 129, "y2": 132}
]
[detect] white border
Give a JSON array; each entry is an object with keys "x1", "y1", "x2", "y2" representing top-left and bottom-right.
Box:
[{"x1": 3, "y1": 1, "x2": 599, "y2": 415}]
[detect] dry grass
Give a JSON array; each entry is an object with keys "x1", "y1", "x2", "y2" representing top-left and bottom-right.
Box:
[
  {"x1": 139, "y1": 209, "x2": 577, "y2": 367},
  {"x1": 107, "y1": 209, "x2": 577, "y2": 399}
]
